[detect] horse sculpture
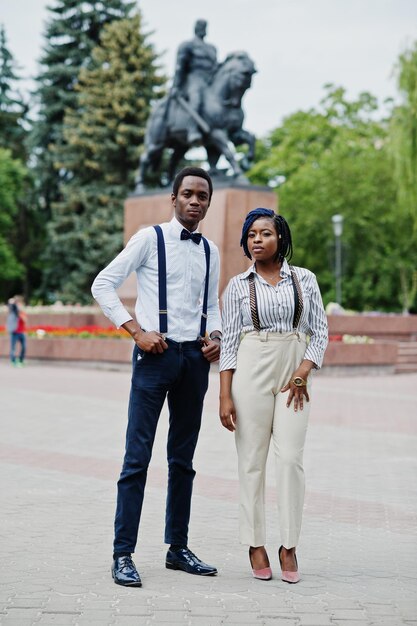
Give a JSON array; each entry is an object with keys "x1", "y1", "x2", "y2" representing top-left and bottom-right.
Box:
[{"x1": 135, "y1": 52, "x2": 257, "y2": 191}]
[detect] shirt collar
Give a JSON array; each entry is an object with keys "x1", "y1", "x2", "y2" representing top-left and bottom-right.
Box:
[
  {"x1": 239, "y1": 264, "x2": 255, "y2": 280},
  {"x1": 170, "y1": 216, "x2": 200, "y2": 236},
  {"x1": 239, "y1": 258, "x2": 291, "y2": 280}
]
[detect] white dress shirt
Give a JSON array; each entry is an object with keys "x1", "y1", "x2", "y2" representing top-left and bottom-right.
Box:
[
  {"x1": 91, "y1": 217, "x2": 222, "y2": 342},
  {"x1": 220, "y1": 259, "x2": 328, "y2": 371}
]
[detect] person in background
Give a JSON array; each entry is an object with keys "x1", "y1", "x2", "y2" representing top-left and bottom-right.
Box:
[
  {"x1": 92, "y1": 167, "x2": 222, "y2": 588},
  {"x1": 7, "y1": 296, "x2": 27, "y2": 367},
  {"x1": 219, "y1": 208, "x2": 328, "y2": 584}
]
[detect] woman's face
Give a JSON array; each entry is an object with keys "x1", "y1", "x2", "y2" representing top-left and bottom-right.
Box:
[{"x1": 247, "y1": 217, "x2": 279, "y2": 263}]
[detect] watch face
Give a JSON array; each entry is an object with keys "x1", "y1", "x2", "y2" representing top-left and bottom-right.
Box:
[{"x1": 293, "y1": 377, "x2": 303, "y2": 386}]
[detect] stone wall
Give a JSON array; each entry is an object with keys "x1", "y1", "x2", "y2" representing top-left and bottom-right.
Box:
[
  {"x1": 1, "y1": 313, "x2": 415, "y2": 371},
  {"x1": 328, "y1": 315, "x2": 417, "y2": 342},
  {"x1": 2, "y1": 312, "x2": 416, "y2": 341},
  {"x1": 0, "y1": 335, "x2": 402, "y2": 368}
]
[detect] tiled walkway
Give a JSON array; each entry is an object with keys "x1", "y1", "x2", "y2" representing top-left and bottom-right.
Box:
[{"x1": 0, "y1": 360, "x2": 416, "y2": 625}]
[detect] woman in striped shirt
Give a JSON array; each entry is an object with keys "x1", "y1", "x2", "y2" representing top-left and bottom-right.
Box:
[{"x1": 219, "y1": 208, "x2": 328, "y2": 584}]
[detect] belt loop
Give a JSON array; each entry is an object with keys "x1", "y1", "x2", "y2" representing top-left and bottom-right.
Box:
[{"x1": 260, "y1": 332, "x2": 268, "y2": 342}]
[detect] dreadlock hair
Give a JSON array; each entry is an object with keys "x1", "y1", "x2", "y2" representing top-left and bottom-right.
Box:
[
  {"x1": 172, "y1": 166, "x2": 213, "y2": 200},
  {"x1": 240, "y1": 208, "x2": 293, "y2": 263}
]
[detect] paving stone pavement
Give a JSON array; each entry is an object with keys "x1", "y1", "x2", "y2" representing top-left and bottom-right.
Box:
[{"x1": 0, "y1": 358, "x2": 416, "y2": 626}]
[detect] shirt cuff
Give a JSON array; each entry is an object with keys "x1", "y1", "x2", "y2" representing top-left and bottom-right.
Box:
[
  {"x1": 304, "y1": 346, "x2": 322, "y2": 369},
  {"x1": 207, "y1": 319, "x2": 222, "y2": 337},
  {"x1": 112, "y1": 309, "x2": 134, "y2": 329},
  {"x1": 219, "y1": 353, "x2": 237, "y2": 372}
]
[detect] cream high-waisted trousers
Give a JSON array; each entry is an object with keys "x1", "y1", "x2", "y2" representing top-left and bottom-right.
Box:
[{"x1": 231, "y1": 331, "x2": 311, "y2": 549}]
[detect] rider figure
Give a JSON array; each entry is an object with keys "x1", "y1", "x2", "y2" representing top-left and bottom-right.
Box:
[{"x1": 171, "y1": 19, "x2": 218, "y2": 146}]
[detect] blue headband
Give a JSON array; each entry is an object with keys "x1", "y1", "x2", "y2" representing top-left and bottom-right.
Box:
[{"x1": 240, "y1": 208, "x2": 275, "y2": 259}]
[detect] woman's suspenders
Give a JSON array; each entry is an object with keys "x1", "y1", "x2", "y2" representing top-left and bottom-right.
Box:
[{"x1": 248, "y1": 266, "x2": 303, "y2": 332}]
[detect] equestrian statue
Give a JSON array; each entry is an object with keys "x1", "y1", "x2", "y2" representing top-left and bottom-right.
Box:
[{"x1": 135, "y1": 20, "x2": 257, "y2": 192}]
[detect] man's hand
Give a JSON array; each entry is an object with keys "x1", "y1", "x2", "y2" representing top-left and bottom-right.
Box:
[
  {"x1": 134, "y1": 329, "x2": 168, "y2": 354},
  {"x1": 200, "y1": 337, "x2": 220, "y2": 363},
  {"x1": 122, "y1": 320, "x2": 168, "y2": 354}
]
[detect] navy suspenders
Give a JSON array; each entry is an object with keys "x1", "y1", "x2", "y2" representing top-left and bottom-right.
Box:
[
  {"x1": 153, "y1": 225, "x2": 168, "y2": 334},
  {"x1": 153, "y1": 225, "x2": 210, "y2": 338},
  {"x1": 200, "y1": 237, "x2": 210, "y2": 338}
]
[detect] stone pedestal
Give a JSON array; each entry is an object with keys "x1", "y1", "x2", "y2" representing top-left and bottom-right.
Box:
[{"x1": 117, "y1": 185, "x2": 277, "y2": 304}]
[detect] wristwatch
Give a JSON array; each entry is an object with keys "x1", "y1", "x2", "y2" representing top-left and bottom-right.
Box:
[{"x1": 292, "y1": 376, "x2": 307, "y2": 387}]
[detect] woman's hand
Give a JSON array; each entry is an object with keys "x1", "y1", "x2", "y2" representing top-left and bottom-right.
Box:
[
  {"x1": 281, "y1": 378, "x2": 309, "y2": 412},
  {"x1": 281, "y1": 360, "x2": 314, "y2": 412},
  {"x1": 219, "y1": 395, "x2": 237, "y2": 432}
]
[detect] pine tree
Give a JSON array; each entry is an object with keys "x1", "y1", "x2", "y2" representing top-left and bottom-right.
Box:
[
  {"x1": 30, "y1": 0, "x2": 136, "y2": 217},
  {"x1": 0, "y1": 25, "x2": 28, "y2": 161},
  {"x1": 0, "y1": 26, "x2": 40, "y2": 302},
  {"x1": 0, "y1": 148, "x2": 26, "y2": 299},
  {"x1": 45, "y1": 12, "x2": 165, "y2": 301}
]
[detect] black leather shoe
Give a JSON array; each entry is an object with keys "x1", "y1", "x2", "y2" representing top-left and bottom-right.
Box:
[
  {"x1": 166, "y1": 547, "x2": 217, "y2": 576},
  {"x1": 111, "y1": 555, "x2": 142, "y2": 587}
]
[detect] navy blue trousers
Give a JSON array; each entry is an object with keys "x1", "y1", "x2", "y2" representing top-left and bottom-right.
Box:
[{"x1": 113, "y1": 339, "x2": 210, "y2": 555}]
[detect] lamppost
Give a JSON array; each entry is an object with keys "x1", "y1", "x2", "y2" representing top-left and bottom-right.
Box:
[{"x1": 331, "y1": 214, "x2": 344, "y2": 306}]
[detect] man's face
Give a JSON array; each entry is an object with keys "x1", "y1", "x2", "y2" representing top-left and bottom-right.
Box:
[{"x1": 171, "y1": 176, "x2": 210, "y2": 231}]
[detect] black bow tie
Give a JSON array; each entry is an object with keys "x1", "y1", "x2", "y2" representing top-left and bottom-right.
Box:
[{"x1": 180, "y1": 228, "x2": 202, "y2": 244}]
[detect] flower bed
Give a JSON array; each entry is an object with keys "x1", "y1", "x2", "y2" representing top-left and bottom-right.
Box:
[
  {"x1": 328, "y1": 334, "x2": 374, "y2": 344},
  {"x1": 0, "y1": 325, "x2": 129, "y2": 339}
]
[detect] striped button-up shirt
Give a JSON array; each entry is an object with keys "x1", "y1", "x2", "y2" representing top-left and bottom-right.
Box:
[{"x1": 220, "y1": 259, "x2": 328, "y2": 371}]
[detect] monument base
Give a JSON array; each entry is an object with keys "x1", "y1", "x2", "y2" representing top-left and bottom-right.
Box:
[{"x1": 117, "y1": 185, "x2": 277, "y2": 306}]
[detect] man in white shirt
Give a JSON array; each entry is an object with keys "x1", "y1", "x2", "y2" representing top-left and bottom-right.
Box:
[{"x1": 92, "y1": 167, "x2": 222, "y2": 587}]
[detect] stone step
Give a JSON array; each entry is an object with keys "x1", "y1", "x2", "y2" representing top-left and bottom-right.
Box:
[
  {"x1": 395, "y1": 342, "x2": 417, "y2": 373},
  {"x1": 397, "y1": 344, "x2": 417, "y2": 353},
  {"x1": 395, "y1": 363, "x2": 417, "y2": 373}
]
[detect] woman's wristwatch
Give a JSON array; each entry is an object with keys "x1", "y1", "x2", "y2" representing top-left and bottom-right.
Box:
[{"x1": 292, "y1": 376, "x2": 307, "y2": 387}]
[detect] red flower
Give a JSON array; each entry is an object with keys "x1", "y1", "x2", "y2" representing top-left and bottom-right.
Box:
[{"x1": 329, "y1": 334, "x2": 343, "y2": 342}]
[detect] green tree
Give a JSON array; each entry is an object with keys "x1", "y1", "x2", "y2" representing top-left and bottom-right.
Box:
[
  {"x1": 0, "y1": 26, "x2": 42, "y2": 302},
  {"x1": 45, "y1": 13, "x2": 165, "y2": 302},
  {"x1": 390, "y1": 41, "x2": 417, "y2": 312},
  {"x1": 0, "y1": 25, "x2": 28, "y2": 161},
  {"x1": 249, "y1": 86, "x2": 401, "y2": 312},
  {"x1": 30, "y1": 0, "x2": 136, "y2": 218},
  {"x1": 0, "y1": 148, "x2": 26, "y2": 299}
]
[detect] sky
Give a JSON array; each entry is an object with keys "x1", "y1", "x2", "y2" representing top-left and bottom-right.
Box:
[{"x1": 2, "y1": 0, "x2": 417, "y2": 138}]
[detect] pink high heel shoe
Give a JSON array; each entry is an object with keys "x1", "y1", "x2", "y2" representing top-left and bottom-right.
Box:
[
  {"x1": 249, "y1": 547, "x2": 272, "y2": 580},
  {"x1": 278, "y1": 545, "x2": 300, "y2": 584}
]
